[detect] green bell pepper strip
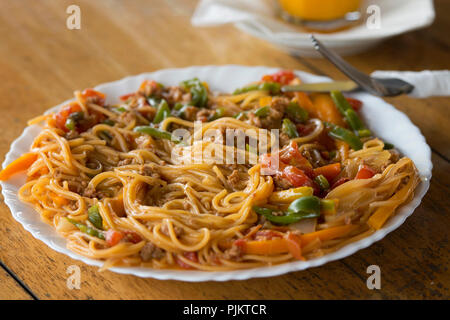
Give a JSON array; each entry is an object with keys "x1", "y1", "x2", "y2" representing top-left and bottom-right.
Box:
[
  {"x1": 234, "y1": 111, "x2": 247, "y2": 120},
  {"x1": 331, "y1": 91, "x2": 371, "y2": 135},
  {"x1": 325, "y1": 122, "x2": 363, "y2": 151},
  {"x1": 102, "y1": 119, "x2": 115, "y2": 126},
  {"x1": 173, "y1": 102, "x2": 184, "y2": 111},
  {"x1": 65, "y1": 111, "x2": 84, "y2": 130},
  {"x1": 69, "y1": 111, "x2": 84, "y2": 121},
  {"x1": 328, "y1": 150, "x2": 337, "y2": 160},
  {"x1": 181, "y1": 78, "x2": 208, "y2": 108},
  {"x1": 344, "y1": 108, "x2": 365, "y2": 131},
  {"x1": 112, "y1": 106, "x2": 127, "y2": 113},
  {"x1": 320, "y1": 199, "x2": 337, "y2": 215},
  {"x1": 88, "y1": 205, "x2": 103, "y2": 230},
  {"x1": 98, "y1": 130, "x2": 112, "y2": 142},
  {"x1": 285, "y1": 102, "x2": 309, "y2": 123},
  {"x1": 153, "y1": 100, "x2": 171, "y2": 124},
  {"x1": 147, "y1": 97, "x2": 161, "y2": 107},
  {"x1": 67, "y1": 218, "x2": 105, "y2": 240},
  {"x1": 314, "y1": 175, "x2": 330, "y2": 190},
  {"x1": 65, "y1": 118, "x2": 76, "y2": 131},
  {"x1": 357, "y1": 129, "x2": 372, "y2": 138},
  {"x1": 209, "y1": 107, "x2": 225, "y2": 121},
  {"x1": 233, "y1": 82, "x2": 281, "y2": 95},
  {"x1": 287, "y1": 196, "x2": 321, "y2": 215},
  {"x1": 282, "y1": 118, "x2": 299, "y2": 138},
  {"x1": 245, "y1": 143, "x2": 257, "y2": 154},
  {"x1": 253, "y1": 195, "x2": 322, "y2": 225},
  {"x1": 330, "y1": 90, "x2": 352, "y2": 114},
  {"x1": 383, "y1": 142, "x2": 394, "y2": 150},
  {"x1": 254, "y1": 106, "x2": 270, "y2": 118},
  {"x1": 253, "y1": 206, "x2": 318, "y2": 225},
  {"x1": 134, "y1": 126, "x2": 182, "y2": 144}
]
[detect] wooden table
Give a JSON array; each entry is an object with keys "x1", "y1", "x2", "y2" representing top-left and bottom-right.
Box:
[{"x1": 0, "y1": 0, "x2": 448, "y2": 300}]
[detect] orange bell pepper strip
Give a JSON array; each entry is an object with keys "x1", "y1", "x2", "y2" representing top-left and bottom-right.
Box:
[
  {"x1": 367, "y1": 176, "x2": 416, "y2": 230},
  {"x1": 294, "y1": 92, "x2": 317, "y2": 118},
  {"x1": 222, "y1": 225, "x2": 358, "y2": 259},
  {"x1": 0, "y1": 152, "x2": 38, "y2": 181},
  {"x1": 236, "y1": 233, "x2": 304, "y2": 260},
  {"x1": 313, "y1": 163, "x2": 342, "y2": 182},
  {"x1": 300, "y1": 224, "x2": 358, "y2": 247},
  {"x1": 310, "y1": 93, "x2": 346, "y2": 127}
]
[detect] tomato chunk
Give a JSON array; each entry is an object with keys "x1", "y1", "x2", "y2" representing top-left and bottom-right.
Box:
[
  {"x1": 123, "y1": 231, "x2": 142, "y2": 244},
  {"x1": 282, "y1": 166, "x2": 316, "y2": 190},
  {"x1": 119, "y1": 92, "x2": 135, "y2": 101},
  {"x1": 105, "y1": 229, "x2": 124, "y2": 246},
  {"x1": 331, "y1": 177, "x2": 350, "y2": 189},
  {"x1": 346, "y1": 97, "x2": 363, "y2": 112},
  {"x1": 285, "y1": 233, "x2": 304, "y2": 260},
  {"x1": 81, "y1": 88, "x2": 105, "y2": 106},
  {"x1": 262, "y1": 70, "x2": 295, "y2": 85},
  {"x1": 53, "y1": 102, "x2": 82, "y2": 132},
  {"x1": 279, "y1": 141, "x2": 312, "y2": 169},
  {"x1": 355, "y1": 165, "x2": 376, "y2": 179},
  {"x1": 176, "y1": 252, "x2": 198, "y2": 269}
]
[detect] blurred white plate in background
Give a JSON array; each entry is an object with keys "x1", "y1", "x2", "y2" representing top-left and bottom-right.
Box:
[{"x1": 192, "y1": 0, "x2": 435, "y2": 56}]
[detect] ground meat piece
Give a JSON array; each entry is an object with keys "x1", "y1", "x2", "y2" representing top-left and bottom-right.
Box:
[
  {"x1": 82, "y1": 186, "x2": 110, "y2": 199},
  {"x1": 182, "y1": 106, "x2": 199, "y2": 121},
  {"x1": 141, "y1": 166, "x2": 159, "y2": 178},
  {"x1": 196, "y1": 109, "x2": 215, "y2": 122},
  {"x1": 139, "y1": 81, "x2": 162, "y2": 97},
  {"x1": 279, "y1": 132, "x2": 291, "y2": 147},
  {"x1": 65, "y1": 130, "x2": 79, "y2": 140},
  {"x1": 117, "y1": 158, "x2": 134, "y2": 166},
  {"x1": 389, "y1": 149, "x2": 400, "y2": 163},
  {"x1": 245, "y1": 112, "x2": 262, "y2": 127},
  {"x1": 161, "y1": 224, "x2": 184, "y2": 237},
  {"x1": 223, "y1": 243, "x2": 242, "y2": 261},
  {"x1": 273, "y1": 174, "x2": 293, "y2": 190},
  {"x1": 135, "y1": 135, "x2": 152, "y2": 149},
  {"x1": 140, "y1": 163, "x2": 161, "y2": 178},
  {"x1": 162, "y1": 86, "x2": 185, "y2": 104},
  {"x1": 227, "y1": 169, "x2": 241, "y2": 190},
  {"x1": 260, "y1": 97, "x2": 289, "y2": 129},
  {"x1": 118, "y1": 111, "x2": 136, "y2": 125},
  {"x1": 140, "y1": 242, "x2": 165, "y2": 262},
  {"x1": 302, "y1": 149, "x2": 326, "y2": 168},
  {"x1": 181, "y1": 92, "x2": 192, "y2": 103}
]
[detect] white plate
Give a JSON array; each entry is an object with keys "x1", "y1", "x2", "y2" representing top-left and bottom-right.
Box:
[
  {"x1": 192, "y1": 0, "x2": 435, "y2": 56},
  {"x1": 0, "y1": 65, "x2": 432, "y2": 281}
]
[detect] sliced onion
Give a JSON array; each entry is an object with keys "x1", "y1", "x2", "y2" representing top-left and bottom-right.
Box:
[{"x1": 289, "y1": 218, "x2": 317, "y2": 234}]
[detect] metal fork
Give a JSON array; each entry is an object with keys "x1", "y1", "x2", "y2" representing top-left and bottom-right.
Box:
[{"x1": 309, "y1": 35, "x2": 415, "y2": 97}]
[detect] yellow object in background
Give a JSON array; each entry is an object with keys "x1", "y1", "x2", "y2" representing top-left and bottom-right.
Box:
[{"x1": 278, "y1": 0, "x2": 361, "y2": 21}]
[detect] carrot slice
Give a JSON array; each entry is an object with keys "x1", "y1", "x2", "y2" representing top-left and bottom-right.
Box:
[{"x1": 0, "y1": 152, "x2": 37, "y2": 181}]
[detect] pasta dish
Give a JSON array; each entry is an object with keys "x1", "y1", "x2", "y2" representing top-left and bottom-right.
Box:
[{"x1": 0, "y1": 70, "x2": 419, "y2": 271}]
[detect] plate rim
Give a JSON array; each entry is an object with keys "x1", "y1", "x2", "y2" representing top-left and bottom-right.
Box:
[{"x1": 0, "y1": 65, "x2": 432, "y2": 281}]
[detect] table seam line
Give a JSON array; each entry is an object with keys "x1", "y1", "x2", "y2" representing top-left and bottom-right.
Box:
[{"x1": 0, "y1": 260, "x2": 39, "y2": 300}]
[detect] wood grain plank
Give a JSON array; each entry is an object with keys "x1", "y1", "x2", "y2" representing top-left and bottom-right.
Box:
[
  {"x1": 0, "y1": 266, "x2": 34, "y2": 300},
  {"x1": 0, "y1": 0, "x2": 448, "y2": 300}
]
